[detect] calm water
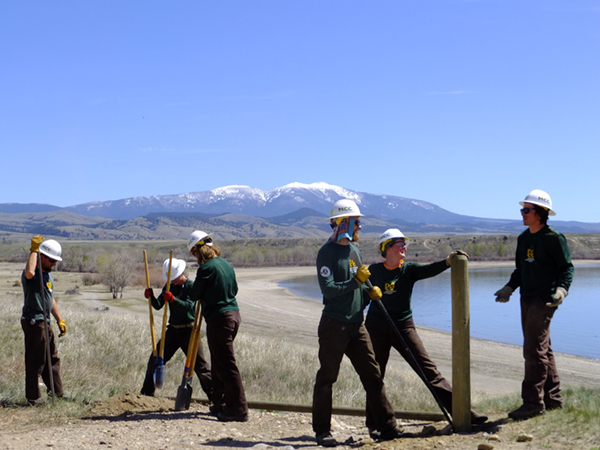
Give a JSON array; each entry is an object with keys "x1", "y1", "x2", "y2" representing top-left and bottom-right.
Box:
[{"x1": 280, "y1": 265, "x2": 600, "y2": 360}]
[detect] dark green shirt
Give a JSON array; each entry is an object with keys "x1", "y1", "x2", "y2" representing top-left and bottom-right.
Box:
[
  {"x1": 22, "y1": 269, "x2": 54, "y2": 322},
  {"x1": 189, "y1": 257, "x2": 239, "y2": 323},
  {"x1": 507, "y1": 225, "x2": 574, "y2": 298},
  {"x1": 316, "y1": 241, "x2": 365, "y2": 323},
  {"x1": 153, "y1": 279, "x2": 197, "y2": 326},
  {"x1": 366, "y1": 260, "x2": 448, "y2": 322}
]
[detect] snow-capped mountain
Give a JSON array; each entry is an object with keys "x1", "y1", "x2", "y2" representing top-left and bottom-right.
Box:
[{"x1": 63, "y1": 182, "x2": 470, "y2": 223}]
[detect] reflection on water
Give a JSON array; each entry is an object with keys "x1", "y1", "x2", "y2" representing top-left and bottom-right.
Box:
[{"x1": 280, "y1": 265, "x2": 600, "y2": 360}]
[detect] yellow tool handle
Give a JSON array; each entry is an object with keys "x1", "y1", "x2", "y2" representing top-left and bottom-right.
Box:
[
  {"x1": 144, "y1": 251, "x2": 158, "y2": 357},
  {"x1": 159, "y1": 250, "x2": 173, "y2": 358}
]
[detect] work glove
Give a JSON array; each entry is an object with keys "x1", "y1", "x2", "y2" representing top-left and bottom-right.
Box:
[
  {"x1": 30, "y1": 235, "x2": 44, "y2": 253},
  {"x1": 144, "y1": 288, "x2": 154, "y2": 299},
  {"x1": 446, "y1": 250, "x2": 469, "y2": 267},
  {"x1": 546, "y1": 287, "x2": 568, "y2": 308},
  {"x1": 494, "y1": 285, "x2": 513, "y2": 303},
  {"x1": 58, "y1": 319, "x2": 67, "y2": 337},
  {"x1": 163, "y1": 292, "x2": 175, "y2": 303},
  {"x1": 368, "y1": 286, "x2": 383, "y2": 301},
  {"x1": 355, "y1": 265, "x2": 371, "y2": 285}
]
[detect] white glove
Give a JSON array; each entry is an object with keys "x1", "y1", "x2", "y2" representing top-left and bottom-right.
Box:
[
  {"x1": 494, "y1": 285, "x2": 513, "y2": 303},
  {"x1": 446, "y1": 250, "x2": 469, "y2": 267},
  {"x1": 546, "y1": 287, "x2": 568, "y2": 307}
]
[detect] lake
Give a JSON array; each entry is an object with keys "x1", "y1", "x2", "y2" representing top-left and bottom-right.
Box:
[{"x1": 280, "y1": 264, "x2": 600, "y2": 360}]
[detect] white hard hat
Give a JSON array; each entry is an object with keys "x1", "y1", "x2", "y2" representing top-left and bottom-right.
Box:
[
  {"x1": 187, "y1": 230, "x2": 214, "y2": 252},
  {"x1": 519, "y1": 189, "x2": 556, "y2": 216},
  {"x1": 329, "y1": 199, "x2": 364, "y2": 221},
  {"x1": 39, "y1": 239, "x2": 63, "y2": 261},
  {"x1": 378, "y1": 228, "x2": 408, "y2": 254},
  {"x1": 162, "y1": 258, "x2": 186, "y2": 282}
]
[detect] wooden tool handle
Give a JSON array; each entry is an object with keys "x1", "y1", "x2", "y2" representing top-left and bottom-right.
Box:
[{"x1": 144, "y1": 251, "x2": 158, "y2": 356}]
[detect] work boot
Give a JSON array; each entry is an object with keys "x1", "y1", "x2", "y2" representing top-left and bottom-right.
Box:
[
  {"x1": 378, "y1": 426, "x2": 404, "y2": 441},
  {"x1": 27, "y1": 398, "x2": 46, "y2": 406},
  {"x1": 216, "y1": 411, "x2": 249, "y2": 422},
  {"x1": 508, "y1": 404, "x2": 545, "y2": 421},
  {"x1": 545, "y1": 400, "x2": 563, "y2": 411},
  {"x1": 471, "y1": 410, "x2": 488, "y2": 425},
  {"x1": 315, "y1": 432, "x2": 338, "y2": 447}
]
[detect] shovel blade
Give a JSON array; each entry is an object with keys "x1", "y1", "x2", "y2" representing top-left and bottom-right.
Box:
[
  {"x1": 174, "y1": 377, "x2": 193, "y2": 411},
  {"x1": 154, "y1": 359, "x2": 165, "y2": 390}
]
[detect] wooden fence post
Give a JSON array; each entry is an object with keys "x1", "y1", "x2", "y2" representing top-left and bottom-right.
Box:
[{"x1": 451, "y1": 254, "x2": 471, "y2": 432}]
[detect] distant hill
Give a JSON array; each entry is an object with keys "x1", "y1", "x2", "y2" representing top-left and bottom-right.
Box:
[{"x1": 1, "y1": 182, "x2": 599, "y2": 238}]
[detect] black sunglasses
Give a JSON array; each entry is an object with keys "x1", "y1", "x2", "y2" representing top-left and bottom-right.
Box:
[{"x1": 520, "y1": 207, "x2": 535, "y2": 214}]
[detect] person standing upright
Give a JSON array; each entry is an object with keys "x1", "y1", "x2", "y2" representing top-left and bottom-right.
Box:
[
  {"x1": 494, "y1": 189, "x2": 573, "y2": 420},
  {"x1": 188, "y1": 230, "x2": 248, "y2": 423},
  {"x1": 313, "y1": 199, "x2": 403, "y2": 447},
  {"x1": 21, "y1": 236, "x2": 67, "y2": 406}
]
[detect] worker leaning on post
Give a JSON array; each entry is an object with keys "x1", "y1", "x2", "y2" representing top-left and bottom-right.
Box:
[
  {"x1": 364, "y1": 228, "x2": 487, "y2": 431},
  {"x1": 313, "y1": 199, "x2": 403, "y2": 448},
  {"x1": 494, "y1": 189, "x2": 573, "y2": 421},
  {"x1": 141, "y1": 257, "x2": 213, "y2": 401},
  {"x1": 21, "y1": 235, "x2": 67, "y2": 406}
]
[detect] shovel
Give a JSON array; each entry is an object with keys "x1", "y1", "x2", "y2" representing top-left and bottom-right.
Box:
[
  {"x1": 174, "y1": 299, "x2": 203, "y2": 411},
  {"x1": 143, "y1": 250, "x2": 161, "y2": 384},
  {"x1": 154, "y1": 250, "x2": 173, "y2": 390}
]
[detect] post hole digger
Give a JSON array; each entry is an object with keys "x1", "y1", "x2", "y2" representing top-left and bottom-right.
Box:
[{"x1": 174, "y1": 299, "x2": 203, "y2": 411}]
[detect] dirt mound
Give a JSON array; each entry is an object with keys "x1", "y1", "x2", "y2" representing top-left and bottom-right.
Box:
[{"x1": 84, "y1": 392, "x2": 174, "y2": 418}]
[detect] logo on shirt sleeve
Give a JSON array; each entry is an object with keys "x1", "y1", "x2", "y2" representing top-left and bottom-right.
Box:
[{"x1": 319, "y1": 266, "x2": 331, "y2": 278}]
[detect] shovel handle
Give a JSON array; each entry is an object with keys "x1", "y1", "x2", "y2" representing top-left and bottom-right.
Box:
[
  {"x1": 144, "y1": 251, "x2": 158, "y2": 357},
  {"x1": 188, "y1": 311, "x2": 203, "y2": 373},
  {"x1": 183, "y1": 299, "x2": 202, "y2": 377},
  {"x1": 159, "y1": 250, "x2": 173, "y2": 359}
]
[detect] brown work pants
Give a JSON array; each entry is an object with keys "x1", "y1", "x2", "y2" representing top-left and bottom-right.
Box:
[
  {"x1": 365, "y1": 316, "x2": 453, "y2": 428},
  {"x1": 520, "y1": 295, "x2": 562, "y2": 409},
  {"x1": 21, "y1": 317, "x2": 63, "y2": 402},
  {"x1": 312, "y1": 316, "x2": 397, "y2": 434},
  {"x1": 141, "y1": 324, "x2": 213, "y2": 399},
  {"x1": 206, "y1": 310, "x2": 248, "y2": 416}
]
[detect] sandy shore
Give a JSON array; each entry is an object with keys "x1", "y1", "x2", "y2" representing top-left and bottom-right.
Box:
[{"x1": 234, "y1": 265, "x2": 600, "y2": 400}]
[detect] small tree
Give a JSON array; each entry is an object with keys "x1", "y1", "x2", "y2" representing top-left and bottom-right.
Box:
[{"x1": 98, "y1": 251, "x2": 134, "y2": 299}]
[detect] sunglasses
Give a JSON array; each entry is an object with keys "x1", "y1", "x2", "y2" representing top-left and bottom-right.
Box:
[
  {"x1": 392, "y1": 240, "x2": 406, "y2": 247},
  {"x1": 43, "y1": 254, "x2": 58, "y2": 264},
  {"x1": 520, "y1": 207, "x2": 535, "y2": 215}
]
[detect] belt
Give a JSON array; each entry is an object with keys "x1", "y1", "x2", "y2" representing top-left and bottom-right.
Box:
[{"x1": 170, "y1": 323, "x2": 194, "y2": 329}]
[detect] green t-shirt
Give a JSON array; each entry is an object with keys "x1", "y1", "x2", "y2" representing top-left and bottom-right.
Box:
[
  {"x1": 189, "y1": 257, "x2": 239, "y2": 323},
  {"x1": 316, "y1": 241, "x2": 366, "y2": 323},
  {"x1": 507, "y1": 225, "x2": 573, "y2": 298},
  {"x1": 153, "y1": 278, "x2": 197, "y2": 326},
  {"x1": 366, "y1": 260, "x2": 448, "y2": 323},
  {"x1": 22, "y1": 269, "x2": 54, "y2": 322}
]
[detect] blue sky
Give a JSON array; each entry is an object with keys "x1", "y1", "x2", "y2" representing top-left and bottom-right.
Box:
[{"x1": 1, "y1": 1, "x2": 598, "y2": 223}]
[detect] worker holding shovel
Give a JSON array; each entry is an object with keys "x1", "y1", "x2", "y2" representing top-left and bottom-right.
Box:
[
  {"x1": 364, "y1": 229, "x2": 487, "y2": 433},
  {"x1": 20, "y1": 235, "x2": 67, "y2": 406},
  {"x1": 141, "y1": 257, "x2": 213, "y2": 401},
  {"x1": 188, "y1": 230, "x2": 248, "y2": 423}
]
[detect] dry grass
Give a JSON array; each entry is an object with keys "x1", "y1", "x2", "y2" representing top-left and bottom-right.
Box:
[{"x1": 1, "y1": 261, "x2": 599, "y2": 447}]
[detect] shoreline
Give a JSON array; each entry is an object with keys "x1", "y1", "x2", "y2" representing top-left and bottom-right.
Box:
[{"x1": 234, "y1": 265, "x2": 600, "y2": 399}]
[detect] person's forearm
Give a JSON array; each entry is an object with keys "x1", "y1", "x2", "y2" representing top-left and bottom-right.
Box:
[{"x1": 24, "y1": 252, "x2": 38, "y2": 279}]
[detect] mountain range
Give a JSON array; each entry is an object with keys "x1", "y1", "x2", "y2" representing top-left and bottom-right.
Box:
[{"x1": 1, "y1": 182, "x2": 599, "y2": 240}]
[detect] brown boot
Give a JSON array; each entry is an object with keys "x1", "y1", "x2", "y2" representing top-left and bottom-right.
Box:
[
  {"x1": 508, "y1": 404, "x2": 545, "y2": 421},
  {"x1": 470, "y1": 410, "x2": 488, "y2": 425}
]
